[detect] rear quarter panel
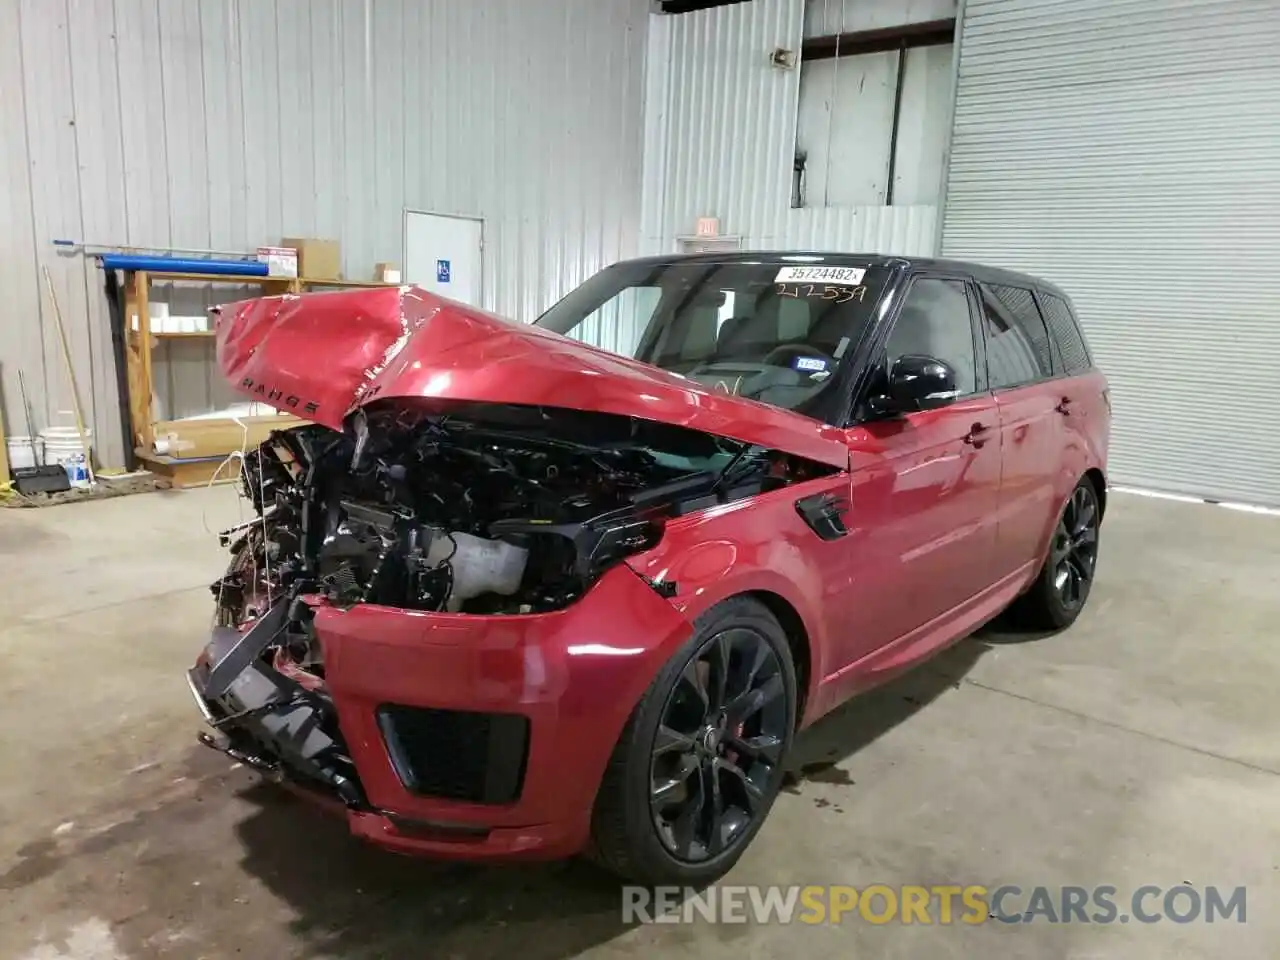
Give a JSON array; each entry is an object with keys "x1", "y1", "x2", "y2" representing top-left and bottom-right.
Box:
[
  {"x1": 1039, "y1": 368, "x2": 1111, "y2": 564},
  {"x1": 1058, "y1": 368, "x2": 1111, "y2": 501}
]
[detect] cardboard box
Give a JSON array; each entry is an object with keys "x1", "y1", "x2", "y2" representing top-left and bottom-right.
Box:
[
  {"x1": 256, "y1": 245, "x2": 299, "y2": 278},
  {"x1": 281, "y1": 237, "x2": 341, "y2": 280},
  {"x1": 374, "y1": 262, "x2": 401, "y2": 284}
]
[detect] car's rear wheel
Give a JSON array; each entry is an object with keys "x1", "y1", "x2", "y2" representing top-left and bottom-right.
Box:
[
  {"x1": 1014, "y1": 477, "x2": 1102, "y2": 631},
  {"x1": 588, "y1": 596, "x2": 797, "y2": 885}
]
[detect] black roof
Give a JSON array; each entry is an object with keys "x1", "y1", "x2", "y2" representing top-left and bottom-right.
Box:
[{"x1": 616, "y1": 251, "x2": 1071, "y2": 301}]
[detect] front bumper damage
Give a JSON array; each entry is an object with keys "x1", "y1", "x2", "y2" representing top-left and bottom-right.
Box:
[
  {"x1": 189, "y1": 563, "x2": 693, "y2": 860},
  {"x1": 189, "y1": 598, "x2": 363, "y2": 807}
]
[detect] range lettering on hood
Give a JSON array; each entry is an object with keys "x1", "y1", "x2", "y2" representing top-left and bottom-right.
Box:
[{"x1": 240, "y1": 377, "x2": 321, "y2": 416}]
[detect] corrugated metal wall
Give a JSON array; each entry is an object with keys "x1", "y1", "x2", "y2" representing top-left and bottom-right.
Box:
[
  {"x1": 0, "y1": 0, "x2": 648, "y2": 468},
  {"x1": 941, "y1": 0, "x2": 1280, "y2": 506},
  {"x1": 640, "y1": 0, "x2": 939, "y2": 255}
]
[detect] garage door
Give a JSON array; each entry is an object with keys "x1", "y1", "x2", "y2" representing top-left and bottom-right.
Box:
[{"x1": 940, "y1": 0, "x2": 1280, "y2": 506}]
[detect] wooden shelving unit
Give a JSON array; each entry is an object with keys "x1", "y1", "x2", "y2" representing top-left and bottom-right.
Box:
[{"x1": 117, "y1": 268, "x2": 398, "y2": 487}]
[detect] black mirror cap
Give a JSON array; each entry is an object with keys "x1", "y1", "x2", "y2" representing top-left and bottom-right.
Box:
[{"x1": 886, "y1": 354, "x2": 960, "y2": 412}]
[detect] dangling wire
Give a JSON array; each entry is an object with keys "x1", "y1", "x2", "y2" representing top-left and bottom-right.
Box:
[{"x1": 204, "y1": 414, "x2": 254, "y2": 627}]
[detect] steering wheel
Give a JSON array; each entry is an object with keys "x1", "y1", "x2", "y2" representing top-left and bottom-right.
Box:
[{"x1": 761, "y1": 342, "x2": 836, "y2": 369}]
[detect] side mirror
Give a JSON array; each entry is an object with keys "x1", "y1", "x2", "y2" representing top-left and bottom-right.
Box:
[{"x1": 875, "y1": 354, "x2": 960, "y2": 414}]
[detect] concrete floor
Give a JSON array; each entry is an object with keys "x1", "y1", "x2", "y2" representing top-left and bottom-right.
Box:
[{"x1": 1, "y1": 486, "x2": 1277, "y2": 959}]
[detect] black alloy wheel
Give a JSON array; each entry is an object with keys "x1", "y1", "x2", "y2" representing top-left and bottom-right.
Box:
[
  {"x1": 1014, "y1": 477, "x2": 1103, "y2": 630},
  {"x1": 649, "y1": 627, "x2": 788, "y2": 862},
  {"x1": 1050, "y1": 483, "x2": 1100, "y2": 611},
  {"x1": 588, "y1": 596, "x2": 797, "y2": 885}
]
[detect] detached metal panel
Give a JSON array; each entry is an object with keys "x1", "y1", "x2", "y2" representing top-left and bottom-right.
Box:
[{"x1": 942, "y1": 0, "x2": 1280, "y2": 505}]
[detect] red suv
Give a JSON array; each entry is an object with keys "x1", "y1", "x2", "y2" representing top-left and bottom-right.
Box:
[{"x1": 190, "y1": 253, "x2": 1109, "y2": 886}]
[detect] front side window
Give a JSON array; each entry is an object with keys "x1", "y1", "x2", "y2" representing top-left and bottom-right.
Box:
[
  {"x1": 883, "y1": 277, "x2": 977, "y2": 396},
  {"x1": 537, "y1": 261, "x2": 891, "y2": 415},
  {"x1": 979, "y1": 282, "x2": 1052, "y2": 389}
]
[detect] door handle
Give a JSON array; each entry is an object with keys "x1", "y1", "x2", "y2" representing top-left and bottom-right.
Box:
[
  {"x1": 1055, "y1": 397, "x2": 1072, "y2": 416},
  {"x1": 963, "y1": 422, "x2": 989, "y2": 447}
]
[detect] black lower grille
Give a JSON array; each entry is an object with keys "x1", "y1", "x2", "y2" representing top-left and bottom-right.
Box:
[{"x1": 376, "y1": 704, "x2": 530, "y2": 804}]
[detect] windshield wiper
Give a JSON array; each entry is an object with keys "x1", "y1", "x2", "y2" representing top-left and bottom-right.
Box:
[{"x1": 711, "y1": 444, "x2": 768, "y2": 498}]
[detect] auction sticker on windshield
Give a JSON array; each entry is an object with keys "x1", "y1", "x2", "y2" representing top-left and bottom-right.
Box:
[{"x1": 775, "y1": 266, "x2": 865, "y2": 285}]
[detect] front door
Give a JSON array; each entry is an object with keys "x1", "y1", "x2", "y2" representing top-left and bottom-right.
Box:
[{"x1": 835, "y1": 275, "x2": 1002, "y2": 668}]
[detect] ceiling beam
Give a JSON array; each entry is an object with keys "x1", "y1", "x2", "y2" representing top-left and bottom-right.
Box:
[
  {"x1": 802, "y1": 18, "x2": 956, "y2": 61},
  {"x1": 659, "y1": 0, "x2": 752, "y2": 14}
]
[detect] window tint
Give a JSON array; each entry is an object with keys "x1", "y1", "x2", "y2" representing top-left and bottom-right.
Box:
[
  {"x1": 978, "y1": 283, "x2": 1052, "y2": 389},
  {"x1": 884, "y1": 278, "x2": 977, "y2": 395},
  {"x1": 1039, "y1": 293, "x2": 1092, "y2": 374}
]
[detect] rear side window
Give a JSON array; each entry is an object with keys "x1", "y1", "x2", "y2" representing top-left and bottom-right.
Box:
[
  {"x1": 1039, "y1": 292, "x2": 1092, "y2": 374},
  {"x1": 978, "y1": 283, "x2": 1053, "y2": 389}
]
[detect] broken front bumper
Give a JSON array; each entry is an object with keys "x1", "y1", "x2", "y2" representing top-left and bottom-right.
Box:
[{"x1": 188, "y1": 564, "x2": 692, "y2": 860}]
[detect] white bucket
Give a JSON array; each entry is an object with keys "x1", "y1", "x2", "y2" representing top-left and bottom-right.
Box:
[
  {"x1": 40, "y1": 426, "x2": 93, "y2": 487},
  {"x1": 6, "y1": 436, "x2": 44, "y2": 471}
]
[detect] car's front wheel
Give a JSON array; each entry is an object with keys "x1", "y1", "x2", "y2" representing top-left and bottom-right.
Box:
[
  {"x1": 1014, "y1": 477, "x2": 1102, "y2": 630},
  {"x1": 588, "y1": 595, "x2": 797, "y2": 885}
]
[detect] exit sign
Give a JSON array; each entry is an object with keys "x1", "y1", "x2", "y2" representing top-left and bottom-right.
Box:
[{"x1": 695, "y1": 217, "x2": 720, "y2": 238}]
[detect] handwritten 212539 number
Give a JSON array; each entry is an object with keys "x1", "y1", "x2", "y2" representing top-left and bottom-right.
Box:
[{"x1": 776, "y1": 283, "x2": 865, "y2": 303}]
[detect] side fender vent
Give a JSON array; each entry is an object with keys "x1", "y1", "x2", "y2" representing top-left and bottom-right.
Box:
[{"x1": 795, "y1": 493, "x2": 850, "y2": 542}]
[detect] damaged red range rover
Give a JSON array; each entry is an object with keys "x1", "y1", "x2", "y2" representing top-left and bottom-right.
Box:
[{"x1": 189, "y1": 254, "x2": 1109, "y2": 885}]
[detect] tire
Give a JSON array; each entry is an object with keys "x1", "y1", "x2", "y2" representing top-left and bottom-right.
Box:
[
  {"x1": 588, "y1": 595, "x2": 797, "y2": 886},
  {"x1": 1013, "y1": 477, "x2": 1102, "y2": 631}
]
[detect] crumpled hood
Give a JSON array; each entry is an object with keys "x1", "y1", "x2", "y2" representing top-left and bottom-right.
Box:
[{"x1": 215, "y1": 285, "x2": 850, "y2": 469}]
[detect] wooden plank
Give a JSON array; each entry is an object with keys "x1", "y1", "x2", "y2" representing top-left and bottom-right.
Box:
[
  {"x1": 135, "y1": 451, "x2": 238, "y2": 489},
  {"x1": 147, "y1": 271, "x2": 284, "y2": 285},
  {"x1": 300, "y1": 277, "x2": 400, "y2": 288},
  {"x1": 152, "y1": 413, "x2": 304, "y2": 459},
  {"x1": 123, "y1": 274, "x2": 149, "y2": 450},
  {"x1": 135, "y1": 271, "x2": 154, "y2": 450}
]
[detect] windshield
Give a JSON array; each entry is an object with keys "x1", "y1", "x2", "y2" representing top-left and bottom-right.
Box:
[{"x1": 536, "y1": 260, "x2": 890, "y2": 414}]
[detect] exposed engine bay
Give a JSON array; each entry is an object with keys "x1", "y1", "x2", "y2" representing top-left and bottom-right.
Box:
[{"x1": 212, "y1": 401, "x2": 837, "y2": 631}]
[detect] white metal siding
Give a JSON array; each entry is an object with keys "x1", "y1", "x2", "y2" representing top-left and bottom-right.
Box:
[
  {"x1": 0, "y1": 0, "x2": 647, "y2": 467},
  {"x1": 942, "y1": 0, "x2": 1280, "y2": 506},
  {"x1": 641, "y1": 0, "x2": 938, "y2": 257}
]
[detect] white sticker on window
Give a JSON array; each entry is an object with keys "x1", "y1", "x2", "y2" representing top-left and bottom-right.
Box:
[
  {"x1": 775, "y1": 265, "x2": 866, "y2": 285},
  {"x1": 793, "y1": 356, "x2": 828, "y2": 373}
]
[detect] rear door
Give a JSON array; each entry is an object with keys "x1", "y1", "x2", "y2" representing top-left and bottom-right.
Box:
[
  {"x1": 1037, "y1": 290, "x2": 1111, "y2": 478},
  {"x1": 977, "y1": 282, "x2": 1065, "y2": 578},
  {"x1": 838, "y1": 274, "x2": 1002, "y2": 666}
]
